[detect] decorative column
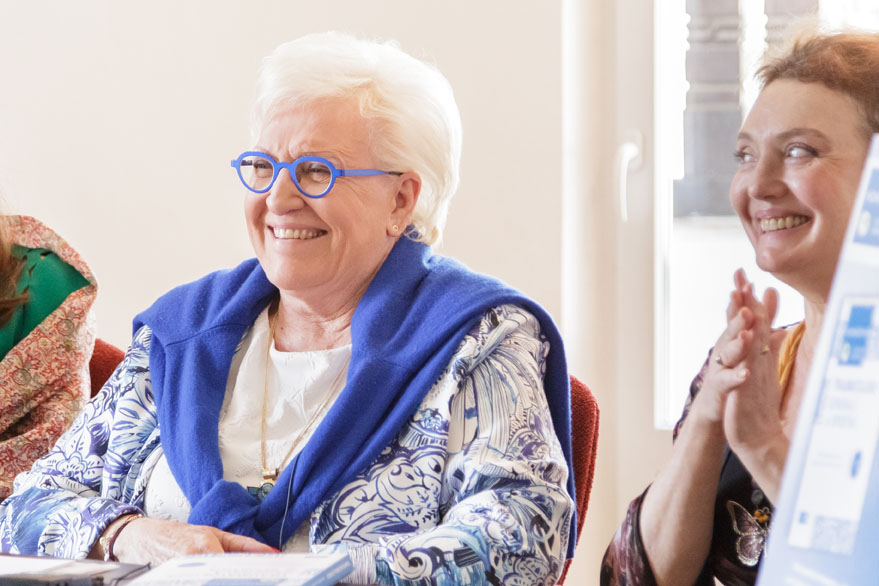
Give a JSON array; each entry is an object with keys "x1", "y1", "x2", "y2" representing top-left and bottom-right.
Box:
[{"x1": 674, "y1": 0, "x2": 742, "y2": 217}]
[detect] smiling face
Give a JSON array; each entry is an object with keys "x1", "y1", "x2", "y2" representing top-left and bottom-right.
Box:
[
  {"x1": 730, "y1": 79, "x2": 870, "y2": 298},
  {"x1": 244, "y1": 98, "x2": 419, "y2": 305}
]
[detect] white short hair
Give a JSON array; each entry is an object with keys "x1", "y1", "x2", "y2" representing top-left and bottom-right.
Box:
[{"x1": 251, "y1": 32, "x2": 463, "y2": 246}]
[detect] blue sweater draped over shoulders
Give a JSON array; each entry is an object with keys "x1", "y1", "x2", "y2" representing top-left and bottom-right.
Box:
[{"x1": 134, "y1": 236, "x2": 577, "y2": 557}]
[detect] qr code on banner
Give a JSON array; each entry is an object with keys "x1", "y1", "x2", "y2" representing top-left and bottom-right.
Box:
[{"x1": 811, "y1": 516, "x2": 857, "y2": 555}]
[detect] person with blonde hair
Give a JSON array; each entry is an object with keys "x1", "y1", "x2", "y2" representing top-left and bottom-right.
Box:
[
  {"x1": 602, "y1": 27, "x2": 879, "y2": 586},
  {"x1": 0, "y1": 214, "x2": 94, "y2": 500},
  {"x1": 1, "y1": 32, "x2": 576, "y2": 586}
]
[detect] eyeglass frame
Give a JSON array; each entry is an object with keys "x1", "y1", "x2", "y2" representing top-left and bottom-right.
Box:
[{"x1": 230, "y1": 151, "x2": 403, "y2": 198}]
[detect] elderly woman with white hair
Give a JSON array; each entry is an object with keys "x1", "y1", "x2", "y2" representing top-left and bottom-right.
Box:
[{"x1": 0, "y1": 32, "x2": 576, "y2": 585}]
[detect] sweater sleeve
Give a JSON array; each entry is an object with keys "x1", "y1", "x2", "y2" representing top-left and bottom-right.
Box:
[
  {"x1": 0, "y1": 325, "x2": 156, "y2": 557},
  {"x1": 320, "y1": 306, "x2": 573, "y2": 585}
]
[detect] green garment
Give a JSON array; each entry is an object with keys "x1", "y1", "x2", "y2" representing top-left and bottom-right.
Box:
[{"x1": 0, "y1": 245, "x2": 89, "y2": 358}]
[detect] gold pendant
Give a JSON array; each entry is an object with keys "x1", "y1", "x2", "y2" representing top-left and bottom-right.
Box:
[{"x1": 263, "y1": 467, "x2": 279, "y2": 482}]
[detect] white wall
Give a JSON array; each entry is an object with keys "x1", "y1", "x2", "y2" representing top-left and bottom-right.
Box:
[{"x1": 0, "y1": 0, "x2": 562, "y2": 351}]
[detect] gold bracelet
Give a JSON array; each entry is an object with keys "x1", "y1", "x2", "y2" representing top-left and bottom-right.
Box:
[{"x1": 99, "y1": 513, "x2": 144, "y2": 562}]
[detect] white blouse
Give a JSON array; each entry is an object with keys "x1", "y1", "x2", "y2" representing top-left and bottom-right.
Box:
[{"x1": 143, "y1": 308, "x2": 351, "y2": 551}]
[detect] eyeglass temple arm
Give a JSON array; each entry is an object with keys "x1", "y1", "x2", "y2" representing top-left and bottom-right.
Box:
[{"x1": 338, "y1": 169, "x2": 403, "y2": 177}]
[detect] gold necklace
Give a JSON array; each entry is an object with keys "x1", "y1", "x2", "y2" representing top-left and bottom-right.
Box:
[{"x1": 259, "y1": 309, "x2": 340, "y2": 490}]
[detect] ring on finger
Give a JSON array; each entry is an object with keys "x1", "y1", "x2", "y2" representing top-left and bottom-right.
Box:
[{"x1": 714, "y1": 352, "x2": 728, "y2": 368}]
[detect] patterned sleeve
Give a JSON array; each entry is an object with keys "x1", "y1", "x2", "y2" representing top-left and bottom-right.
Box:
[
  {"x1": 328, "y1": 306, "x2": 573, "y2": 585},
  {"x1": 672, "y1": 354, "x2": 710, "y2": 441},
  {"x1": 0, "y1": 325, "x2": 156, "y2": 558},
  {"x1": 600, "y1": 353, "x2": 711, "y2": 586}
]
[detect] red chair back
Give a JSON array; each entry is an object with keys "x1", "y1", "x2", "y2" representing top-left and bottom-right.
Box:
[
  {"x1": 88, "y1": 338, "x2": 125, "y2": 397},
  {"x1": 559, "y1": 375, "x2": 600, "y2": 584}
]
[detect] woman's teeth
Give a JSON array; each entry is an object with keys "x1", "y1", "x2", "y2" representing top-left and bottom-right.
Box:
[
  {"x1": 272, "y1": 227, "x2": 323, "y2": 240},
  {"x1": 760, "y1": 215, "x2": 808, "y2": 232}
]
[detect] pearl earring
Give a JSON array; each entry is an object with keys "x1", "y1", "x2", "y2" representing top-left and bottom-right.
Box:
[{"x1": 392, "y1": 224, "x2": 399, "y2": 233}]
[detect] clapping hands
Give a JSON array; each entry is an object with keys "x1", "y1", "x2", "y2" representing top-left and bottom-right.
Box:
[{"x1": 693, "y1": 269, "x2": 789, "y2": 469}]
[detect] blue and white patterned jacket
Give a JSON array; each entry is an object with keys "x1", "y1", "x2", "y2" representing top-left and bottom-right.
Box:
[{"x1": 0, "y1": 304, "x2": 572, "y2": 585}]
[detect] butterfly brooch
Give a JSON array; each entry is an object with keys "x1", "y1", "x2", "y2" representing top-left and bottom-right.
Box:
[{"x1": 727, "y1": 500, "x2": 771, "y2": 566}]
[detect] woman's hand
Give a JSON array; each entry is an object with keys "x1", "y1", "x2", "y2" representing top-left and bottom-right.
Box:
[
  {"x1": 107, "y1": 516, "x2": 276, "y2": 565},
  {"x1": 638, "y1": 271, "x2": 761, "y2": 586},
  {"x1": 722, "y1": 270, "x2": 787, "y2": 451},
  {"x1": 688, "y1": 270, "x2": 760, "y2": 428},
  {"x1": 719, "y1": 270, "x2": 790, "y2": 500}
]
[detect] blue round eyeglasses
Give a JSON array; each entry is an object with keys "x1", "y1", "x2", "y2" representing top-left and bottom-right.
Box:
[{"x1": 230, "y1": 151, "x2": 402, "y2": 198}]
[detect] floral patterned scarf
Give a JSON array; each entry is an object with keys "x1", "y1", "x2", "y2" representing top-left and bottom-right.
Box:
[{"x1": 0, "y1": 216, "x2": 96, "y2": 499}]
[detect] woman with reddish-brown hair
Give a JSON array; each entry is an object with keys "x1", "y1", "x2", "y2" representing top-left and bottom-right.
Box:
[
  {"x1": 602, "y1": 27, "x2": 879, "y2": 586},
  {"x1": 0, "y1": 214, "x2": 95, "y2": 500}
]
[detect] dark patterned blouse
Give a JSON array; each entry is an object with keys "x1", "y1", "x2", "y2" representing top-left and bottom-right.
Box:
[{"x1": 600, "y1": 357, "x2": 773, "y2": 586}]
